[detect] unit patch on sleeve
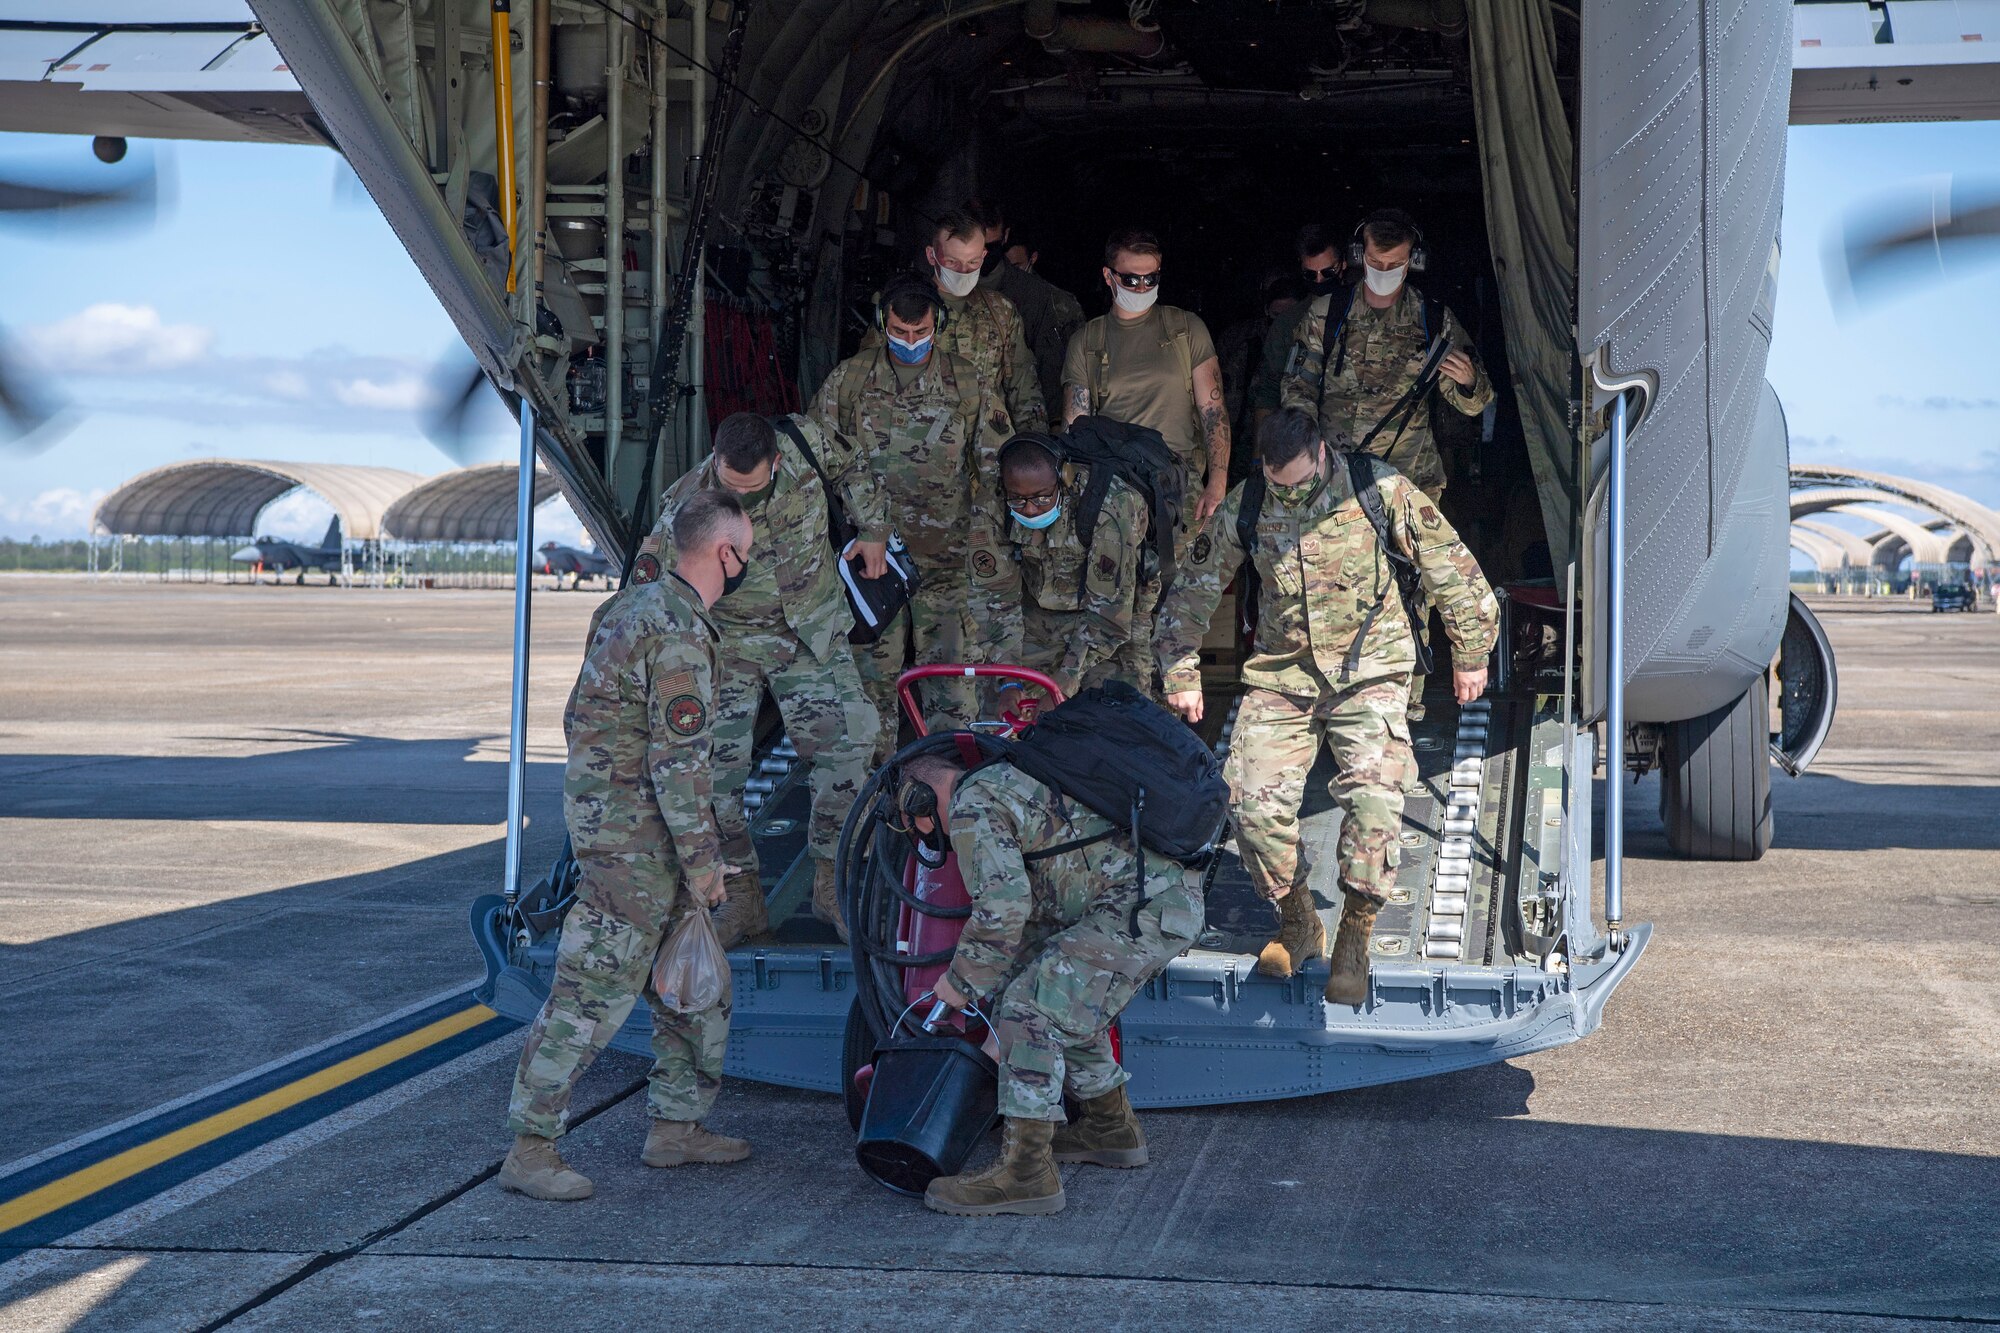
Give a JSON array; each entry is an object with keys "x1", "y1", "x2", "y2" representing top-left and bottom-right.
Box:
[
  {"x1": 972, "y1": 549, "x2": 998, "y2": 578},
  {"x1": 1189, "y1": 534, "x2": 1212, "y2": 566},
  {"x1": 666, "y1": 694, "x2": 707, "y2": 737},
  {"x1": 632, "y1": 552, "x2": 661, "y2": 584}
]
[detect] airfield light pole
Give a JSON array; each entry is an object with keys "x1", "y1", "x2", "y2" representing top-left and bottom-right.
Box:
[
  {"x1": 1604, "y1": 389, "x2": 1629, "y2": 933},
  {"x1": 504, "y1": 399, "x2": 536, "y2": 906}
]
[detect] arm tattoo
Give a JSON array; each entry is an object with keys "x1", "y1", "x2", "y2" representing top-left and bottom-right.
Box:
[
  {"x1": 1200, "y1": 402, "x2": 1230, "y2": 473},
  {"x1": 1065, "y1": 383, "x2": 1089, "y2": 425}
]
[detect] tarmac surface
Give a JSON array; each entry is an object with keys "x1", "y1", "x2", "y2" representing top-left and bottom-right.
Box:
[{"x1": 1, "y1": 573, "x2": 1995, "y2": 1330}]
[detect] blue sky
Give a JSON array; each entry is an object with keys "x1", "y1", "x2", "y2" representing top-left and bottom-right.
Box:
[
  {"x1": 0, "y1": 132, "x2": 575, "y2": 543},
  {"x1": 2, "y1": 120, "x2": 1998, "y2": 544}
]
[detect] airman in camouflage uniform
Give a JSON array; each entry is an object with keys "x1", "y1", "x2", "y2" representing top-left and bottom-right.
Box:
[
  {"x1": 812, "y1": 323, "x2": 1021, "y2": 758},
  {"x1": 1278, "y1": 283, "x2": 1491, "y2": 501},
  {"x1": 501, "y1": 494, "x2": 754, "y2": 1202},
  {"x1": 644, "y1": 412, "x2": 885, "y2": 944},
  {"x1": 862, "y1": 282, "x2": 1046, "y2": 437},
  {"x1": 860, "y1": 209, "x2": 1047, "y2": 435},
  {"x1": 1155, "y1": 408, "x2": 1497, "y2": 1004},
  {"x1": 999, "y1": 442, "x2": 1156, "y2": 701},
  {"x1": 922, "y1": 760, "x2": 1205, "y2": 1216}
]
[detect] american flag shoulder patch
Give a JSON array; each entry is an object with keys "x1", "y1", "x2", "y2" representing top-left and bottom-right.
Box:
[{"x1": 658, "y1": 669, "x2": 697, "y2": 696}]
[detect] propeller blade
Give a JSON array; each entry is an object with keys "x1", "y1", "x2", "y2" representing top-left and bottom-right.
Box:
[
  {"x1": 1825, "y1": 175, "x2": 2000, "y2": 312},
  {"x1": 0, "y1": 331, "x2": 74, "y2": 455},
  {"x1": 421, "y1": 356, "x2": 498, "y2": 465}
]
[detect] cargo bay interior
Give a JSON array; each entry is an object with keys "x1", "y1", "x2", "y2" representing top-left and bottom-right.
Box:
[
  {"x1": 478, "y1": 3, "x2": 1590, "y2": 979},
  {"x1": 730, "y1": 0, "x2": 1581, "y2": 585}
]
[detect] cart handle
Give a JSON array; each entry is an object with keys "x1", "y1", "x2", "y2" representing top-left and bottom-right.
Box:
[{"x1": 895, "y1": 664, "x2": 1065, "y2": 737}]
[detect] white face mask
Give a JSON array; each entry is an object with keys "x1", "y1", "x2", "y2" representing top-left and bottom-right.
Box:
[
  {"x1": 933, "y1": 260, "x2": 979, "y2": 298},
  {"x1": 1363, "y1": 263, "x2": 1407, "y2": 298},
  {"x1": 1113, "y1": 285, "x2": 1159, "y2": 315}
]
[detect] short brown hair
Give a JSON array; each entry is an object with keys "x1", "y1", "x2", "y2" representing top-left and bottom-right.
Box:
[
  {"x1": 1258, "y1": 406, "x2": 1321, "y2": 470},
  {"x1": 1103, "y1": 226, "x2": 1162, "y2": 269},
  {"x1": 712, "y1": 412, "x2": 777, "y2": 473},
  {"x1": 932, "y1": 208, "x2": 984, "y2": 247}
]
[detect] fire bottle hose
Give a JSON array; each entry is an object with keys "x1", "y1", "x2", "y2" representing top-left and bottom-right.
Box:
[{"x1": 836, "y1": 731, "x2": 1009, "y2": 1047}]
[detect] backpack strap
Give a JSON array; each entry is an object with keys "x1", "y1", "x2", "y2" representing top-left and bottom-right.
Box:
[
  {"x1": 772, "y1": 415, "x2": 851, "y2": 549},
  {"x1": 1312, "y1": 286, "x2": 1358, "y2": 429},
  {"x1": 1085, "y1": 317, "x2": 1108, "y2": 414},
  {"x1": 1237, "y1": 471, "x2": 1266, "y2": 556},
  {"x1": 1341, "y1": 451, "x2": 1434, "y2": 679},
  {"x1": 1069, "y1": 459, "x2": 1112, "y2": 592},
  {"x1": 1356, "y1": 291, "x2": 1452, "y2": 456}
]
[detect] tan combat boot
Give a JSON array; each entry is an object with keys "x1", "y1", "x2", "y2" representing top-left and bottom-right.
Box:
[
  {"x1": 497, "y1": 1134, "x2": 593, "y2": 1201},
  {"x1": 1051, "y1": 1085, "x2": 1148, "y2": 1168},
  {"x1": 810, "y1": 856, "x2": 849, "y2": 944},
  {"x1": 1324, "y1": 894, "x2": 1382, "y2": 1006},
  {"x1": 709, "y1": 867, "x2": 770, "y2": 950},
  {"x1": 923, "y1": 1117, "x2": 1066, "y2": 1216},
  {"x1": 640, "y1": 1119, "x2": 751, "y2": 1167},
  {"x1": 1255, "y1": 888, "x2": 1326, "y2": 978}
]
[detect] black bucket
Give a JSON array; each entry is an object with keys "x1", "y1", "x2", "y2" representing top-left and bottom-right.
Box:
[{"x1": 854, "y1": 1034, "x2": 999, "y2": 1196}]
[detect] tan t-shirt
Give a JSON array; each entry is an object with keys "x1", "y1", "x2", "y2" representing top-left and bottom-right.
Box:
[{"x1": 1062, "y1": 304, "x2": 1217, "y2": 462}]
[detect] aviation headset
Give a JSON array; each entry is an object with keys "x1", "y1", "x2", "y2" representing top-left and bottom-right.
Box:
[
  {"x1": 1347, "y1": 209, "x2": 1428, "y2": 273},
  {"x1": 873, "y1": 272, "x2": 954, "y2": 335}
]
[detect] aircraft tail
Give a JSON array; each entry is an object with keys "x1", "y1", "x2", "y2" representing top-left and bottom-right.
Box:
[{"x1": 320, "y1": 517, "x2": 342, "y2": 552}]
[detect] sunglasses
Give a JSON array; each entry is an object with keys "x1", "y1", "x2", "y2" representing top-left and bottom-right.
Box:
[{"x1": 1111, "y1": 270, "x2": 1162, "y2": 291}]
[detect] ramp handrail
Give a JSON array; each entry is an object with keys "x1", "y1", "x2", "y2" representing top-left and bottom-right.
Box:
[
  {"x1": 503, "y1": 399, "x2": 537, "y2": 905},
  {"x1": 1605, "y1": 389, "x2": 1629, "y2": 932}
]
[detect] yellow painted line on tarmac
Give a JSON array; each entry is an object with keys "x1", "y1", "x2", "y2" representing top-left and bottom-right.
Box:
[{"x1": 0, "y1": 1003, "x2": 496, "y2": 1235}]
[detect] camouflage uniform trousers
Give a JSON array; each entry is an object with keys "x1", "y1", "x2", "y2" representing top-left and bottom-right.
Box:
[
  {"x1": 990, "y1": 870, "x2": 1205, "y2": 1121},
  {"x1": 711, "y1": 627, "x2": 879, "y2": 871},
  {"x1": 506, "y1": 859, "x2": 730, "y2": 1138},
  {"x1": 854, "y1": 567, "x2": 978, "y2": 761},
  {"x1": 1225, "y1": 674, "x2": 1418, "y2": 907},
  {"x1": 1019, "y1": 602, "x2": 1158, "y2": 702}
]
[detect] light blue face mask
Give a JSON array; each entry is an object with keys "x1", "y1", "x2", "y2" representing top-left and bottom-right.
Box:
[
  {"x1": 1010, "y1": 503, "x2": 1062, "y2": 530},
  {"x1": 888, "y1": 333, "x2": 933, "y2": 364}
]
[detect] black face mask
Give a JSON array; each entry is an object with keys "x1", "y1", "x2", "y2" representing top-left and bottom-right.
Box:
[{"x1": 721, "y1": 547, "x2": 750, "y2": 597}]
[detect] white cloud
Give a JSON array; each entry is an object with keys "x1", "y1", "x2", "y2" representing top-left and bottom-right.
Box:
[
  {"x1": 31, "y1": 303, "x2": 213, "y2": 372},
  {"x1": 333, "y1": 375, "x2": 431, "y2": 411},
  {"x1": 0, "y1": 486, "x2": 109, "y2": 539}
]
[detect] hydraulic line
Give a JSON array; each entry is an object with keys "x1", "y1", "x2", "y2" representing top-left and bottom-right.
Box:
[{"x1": 490, "y1": 0, "x2": 520, "y2": 292}]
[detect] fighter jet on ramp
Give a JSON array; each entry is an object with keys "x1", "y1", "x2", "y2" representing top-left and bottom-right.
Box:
[
  {"x1": 232, "y1": 519, "x2": 344, "y2": 585},
  {"x1": 537, "y1": 541, "x2": 612, "y2": 590}
]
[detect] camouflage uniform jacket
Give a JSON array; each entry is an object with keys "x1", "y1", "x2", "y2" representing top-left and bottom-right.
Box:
[
  {"x1": 645, "y1": 412, "x2": 887, "y2": 662},
  {"x1": 1009, "y1": 467, "x2": 1149, "y2": 693},
  {"x1": 1278, "y1": 284, "x2": 1493, "y2": 496},
  {"x1": 943, "y1": 763, "x2": 1194, "y2": 1005},
  {"x1": 1156, "y1": 455, "x2": 1499, "y2": 697},
  {"x1": 810, "y1": 345, "x2": 1021, "y2": 656},
  {"x1": 861, "y1": 283, "x2": 1047, "y2": 434},
  {"x1": 562, "y1": 572, "x2": 724, "y2": 883}
]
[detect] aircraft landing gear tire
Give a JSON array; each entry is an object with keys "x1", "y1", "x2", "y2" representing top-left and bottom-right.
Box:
[{"x1": 1659, "y1": 671, "x2": 1773, "y2": 861}]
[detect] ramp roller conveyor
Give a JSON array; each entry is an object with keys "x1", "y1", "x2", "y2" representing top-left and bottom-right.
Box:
[{"x1": 1425, "y1": 698, "x2": 1492, "y2": 960}]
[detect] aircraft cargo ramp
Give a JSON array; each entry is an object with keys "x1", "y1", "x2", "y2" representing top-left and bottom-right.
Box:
[{"x1": 473, "y1": 678, "x2": 1646, "y2": 1107}]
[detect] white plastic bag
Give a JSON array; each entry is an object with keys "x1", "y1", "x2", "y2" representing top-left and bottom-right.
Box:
[{"x1": 651, "y1": 899, "x2": 729, "y2": 1012}]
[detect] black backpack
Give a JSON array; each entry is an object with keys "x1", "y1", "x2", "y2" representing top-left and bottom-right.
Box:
[
  {"x1": 996, "y1": 681, "x2": 1228, "y2": 927},
  {"x1": 1050, "y1": 416, "x2": 1182, "y2": 609},
  {"x1": 1236, "y1": 452, "x2": 1434, "y2": 680}
]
